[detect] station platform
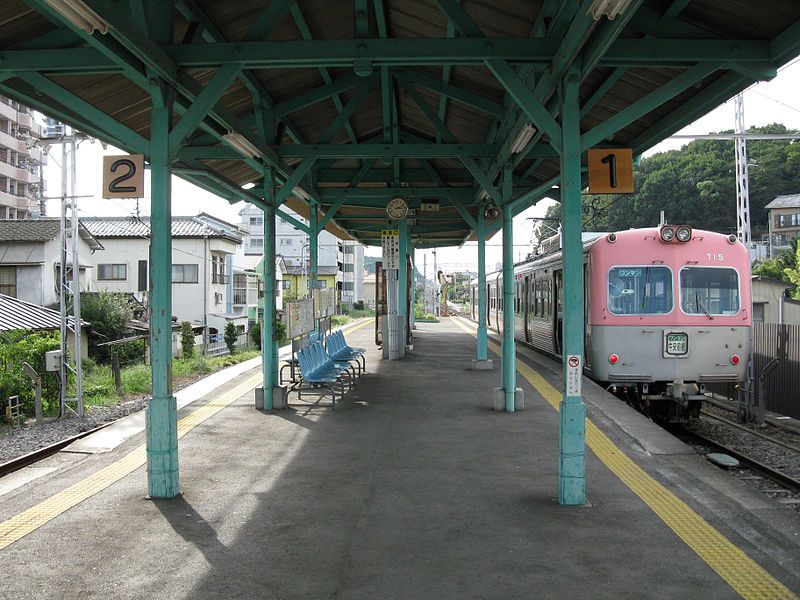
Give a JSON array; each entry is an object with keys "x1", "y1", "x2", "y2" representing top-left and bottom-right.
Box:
[{"x1": 1, "y1": 318, "x2": 798, "y2": 599}]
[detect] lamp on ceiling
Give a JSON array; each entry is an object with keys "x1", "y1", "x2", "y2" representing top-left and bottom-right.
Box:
[
  {"x1": 588, "y1": 0, "x2": 634, "y2": 20},
  {"x1": 43, "y1": 0, "x2": 109, "y2": 34},
  {"x1": 510, "y1": 123, "x2": 536, "y2": 155},
  {"x1": 223, "y1": 131, "x2": 263, "y2": 159}
]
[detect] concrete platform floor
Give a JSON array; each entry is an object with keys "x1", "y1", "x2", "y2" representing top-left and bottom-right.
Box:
[{"x1": 0, "y1": 318, "x2": 798, "y2": 599}]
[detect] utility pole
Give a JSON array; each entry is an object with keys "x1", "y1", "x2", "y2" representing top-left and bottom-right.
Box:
[
  {"x1": 432, "y1": 248, "x2": 438, "y2": 317},
  {"x1": 51, "y1": 129, "x2": 88, "y2": 418}
]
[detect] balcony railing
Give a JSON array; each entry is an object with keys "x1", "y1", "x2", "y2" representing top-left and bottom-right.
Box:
[
  {"x1": 233, "y1": 289, "x2": 247, "y2": 305},
  {"x1": 211, "y1": 273, "x2": 230, "y2": 285}
]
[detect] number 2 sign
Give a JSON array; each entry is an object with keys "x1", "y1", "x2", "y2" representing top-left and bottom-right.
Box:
[
  {"x1": 587, "y1": 148, "x2": 634, "y2": 194},
  {"x1": 102, "y1": 154, "x2": 144, "y2": 198}
]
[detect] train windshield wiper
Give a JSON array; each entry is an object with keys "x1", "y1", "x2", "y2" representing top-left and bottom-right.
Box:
[
  {"x1": 695, "y1": 293, "x2": 714, "y2": 320},
  {"x1": 641, "y1": 268, "x2": 650, "y2": 311}
]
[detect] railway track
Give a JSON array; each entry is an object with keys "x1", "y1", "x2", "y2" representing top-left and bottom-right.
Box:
[
  {"x1": 0, "y1": 421, "x2": 114, "y2": 478},
  {"x1": 680, "y1": 426, "x2": 800, "y2": 494}
]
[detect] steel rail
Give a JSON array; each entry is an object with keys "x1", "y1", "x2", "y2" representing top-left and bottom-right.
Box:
[
  {"x1": 0, "y1": 421, "x2": 114, "y2": 478},
  {"x1": 682, "y1": 428, "x2": 800, "y2": 494},
  {"x1": 700, "y1": 409, "x2": 800, "y2": 454}
]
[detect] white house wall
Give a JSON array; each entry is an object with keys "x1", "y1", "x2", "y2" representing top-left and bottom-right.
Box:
[{"x1": 91, "y1": 237, "x2": 236, "y2": 328}]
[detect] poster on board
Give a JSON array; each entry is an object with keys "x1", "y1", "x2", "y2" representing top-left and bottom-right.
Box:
[{"x1": 286, "y1": 298, "x2": 315, "y2": 339}]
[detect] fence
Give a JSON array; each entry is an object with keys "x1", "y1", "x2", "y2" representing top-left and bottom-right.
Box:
[
  {"x1": 206, "y1": 332, "x2": 250, "y2": 357},
  {"x1": 708, "y1": 322, "x2": 800, "y2": 420}
]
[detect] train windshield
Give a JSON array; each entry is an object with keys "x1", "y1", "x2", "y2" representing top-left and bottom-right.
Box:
[
  {"x1": 608, "y1": 266, "x2": 673, "y2": 315},
  {"x1": 680, "y1": 267, "x2": 740, "y2": 316}
]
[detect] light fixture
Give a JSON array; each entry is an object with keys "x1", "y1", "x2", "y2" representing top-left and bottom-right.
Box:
[
  {"x1": 660, "y1": 226, "x2": 675, "y2": 243},
  {"x1": 43, "y1": 0, "x2": 109, "y2": 34},
  {"x1": 588, "y1": 0, "x2": 634, "y2": 20},
  {"x1": 510, "y1": 123, "x2": 536, "y2": 154},
  {"x1": 223, "y1": 131, "x2": 263, "y2": 159},
  {"x1": 676, "y1": 226, "x2": 692, "y2": 242},
  {"x1": 241, "y1": 182, "x2": 256, "y2": 190}
]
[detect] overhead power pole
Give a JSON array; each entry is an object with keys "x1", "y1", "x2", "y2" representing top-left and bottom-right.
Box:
[{"x1": 734, "y1": 93, "x2": 751, "y2": 248}]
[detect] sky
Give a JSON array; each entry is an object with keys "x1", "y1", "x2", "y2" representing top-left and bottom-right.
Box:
[{"x1": 43, "y1": 59, "x2": 800, "y2": 277}]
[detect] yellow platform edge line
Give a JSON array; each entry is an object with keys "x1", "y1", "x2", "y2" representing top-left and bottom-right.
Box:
[
  {"x1": 0, "y1": 319, "x2": 372, "y2": 552},
  {"x1": 451, "y1": 316, "x2": 796, "y2": 600}
]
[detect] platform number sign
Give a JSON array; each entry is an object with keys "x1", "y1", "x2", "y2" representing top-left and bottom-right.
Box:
[
  {"x1": 588, "y1": 148, "x2": 634, "y2": 194},
  {"x1": 102, "y1": 154, "x2": 144, "y2": 198}
]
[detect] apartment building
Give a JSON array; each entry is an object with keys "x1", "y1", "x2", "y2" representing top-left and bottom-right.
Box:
[
  {"x1": 340, "y1": 239, "x2": 365, "y2": 306},
  {"x1": 0, "y1": 96, "x2": 46, "y2": 220}
]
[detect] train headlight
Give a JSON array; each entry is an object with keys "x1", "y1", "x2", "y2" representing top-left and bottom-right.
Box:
[
  {"x1": 660, "y1": 226, "x2": 675, "y2": 242},
  {"x1": 608, "y1": 353, "x2": 619, "y2": 364},
  {"x1": 676, "y1": 226, "x2": 692, "y2": 242},
  {"x1": 730, "y1": 354, "x2": 741, "y2": 365}
]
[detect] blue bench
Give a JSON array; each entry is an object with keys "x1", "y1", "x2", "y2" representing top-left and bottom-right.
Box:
[
  {"x1": 326, "y1": 331, "x2": 366, "y2": 376},
  {"x1": 294, "y1": 341, "x2": 353, "y2": 410}
]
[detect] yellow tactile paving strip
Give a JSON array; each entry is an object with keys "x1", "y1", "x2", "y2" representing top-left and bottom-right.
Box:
[
  {"x1": 451, "y1": 317, "x2": 797, "y2": 600},
  {"x1": 0, "y1": 320, "x2": 371, "y2": 553}
]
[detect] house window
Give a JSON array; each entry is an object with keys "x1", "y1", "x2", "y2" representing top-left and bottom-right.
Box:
[
  {"x1": 342, "y1": 263, "x2": 355, "y2": 272},
  {"x1": 341, "y1": 281, "x2": 354, "y2": 291},
  {"x1": 212, "y1": 255, "x2": 227, "y2": 284},
  {"x1": 249, "y1": 237, "x2": 264, "y2": 248},
  {"x1": 0, "y1": 266, "x2": 16, "y2": 297},
  {"x1": 97, "y1": 263, "x2": 127, "y2": 281},
  {"x1": 249, "y1": 216, "x2": 263, "y2": 225},
  {"x1": 172, "y1": 264, "x2": 198, "y2": 283},
  {"x1": 777, "y1": 213, "x2": 800, "y2": 227},
  {"x1": 282, "y1": 280, "x2": 291, "y2": 290},
  {"x1": 279, "y1": 237, "x2": 292, "y2": 246},
  {"x1": 319, "y1": 280, "x2": 327, "y2": 289}
]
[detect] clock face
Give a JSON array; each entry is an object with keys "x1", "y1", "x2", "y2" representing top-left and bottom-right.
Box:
[{"x1": 386, "y1": 197, "x2": 408, "y2": 219}]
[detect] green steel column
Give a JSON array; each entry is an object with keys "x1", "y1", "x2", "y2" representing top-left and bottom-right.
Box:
[
  {"x1": 262, "y1": 171, "x2": 277, "y2": 405},
  {"x1": 146, "y1": 84, "x2": 179, "y2": 498},
  {"x1": 477, "y1": 204, "x2": 488, "y2": 361},
  {"x1": 309, "y1": 200, "x2": 318, "y2": 297},
  {"x1": 501, "y1": 167, "x2": 516, "y2": 412},
  {"x1": 559, "y1": 67, "x2": 587, "y2": 506},
  {"x1": 398, "y1": 218, "x2": 409, "y2": 342}
]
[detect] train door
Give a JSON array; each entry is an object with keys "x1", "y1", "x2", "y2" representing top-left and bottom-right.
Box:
[
  {"x1": 554, "y1": 269, "x2": 563, "y2": 355},
  {"x1": 524, "y1": 275, "x2": 531, "y2": 342},
  {"x1": 496, "y1": 275, "x2": 503, "y2": 335}
]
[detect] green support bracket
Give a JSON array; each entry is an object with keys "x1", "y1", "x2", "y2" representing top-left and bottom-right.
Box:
[
  {"x1": 318, "y1": 197, "x2": 346, "y2": 229},
  {"x1": 262, "y1": 171, "x2": 278, "y2": 406},
  {"x1": 146, "y1": 81, "x2": 179, "y2": 499},
  {"x1": 559, "y1": 67, "x2": 586, "y2": 507}
]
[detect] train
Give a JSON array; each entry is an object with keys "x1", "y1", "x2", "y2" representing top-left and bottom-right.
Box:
[{"x1": 469, "y1": 224, "x2": 752, "y2": 422}]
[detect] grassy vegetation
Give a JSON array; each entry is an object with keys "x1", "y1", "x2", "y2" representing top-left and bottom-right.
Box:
[
  {"x1": 80, "y1": 350, "x2": 261, "y2": 409},
  {"x1": 331, "y1": 308, "x2": 375, "y2": 328}
]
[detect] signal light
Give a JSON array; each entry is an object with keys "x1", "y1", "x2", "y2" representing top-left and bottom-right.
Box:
[
  {"x1": 730, "y1": 354, "x2": 740, "y2": 365},
  {"x1": 676, "y1": 226, "x2": 692, "y2": 242},
  {"x1": 660, "y1": 226, "x2": 675, "y2": 242},
  {"x1": 608, "y1": 353, "x2": 619, "y2": 364}
]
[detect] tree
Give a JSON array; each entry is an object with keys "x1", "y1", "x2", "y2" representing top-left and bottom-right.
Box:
[
  {"x1": 540, "y1": 124, "x2": 800, "y2": 237},
  {"x1": 79, "y1": 291, "x2": 134, "y2": 362},
  {"x1": 781, "y1": 243, "x2": 800, "y2": 300},
  {"x1": 224, "y1": 321, "x2": 238, "y2": 355},
  {"x1": 180, "y1": 321, "x2": 195, "y2": 359},
  {"x1": 249, "y1": 322, "x2": 261, "y2": 347}
]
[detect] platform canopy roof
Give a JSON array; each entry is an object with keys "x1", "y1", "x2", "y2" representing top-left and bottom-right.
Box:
[{"x1": 2, "y1": 1, "x2": 799, "y2": 247}]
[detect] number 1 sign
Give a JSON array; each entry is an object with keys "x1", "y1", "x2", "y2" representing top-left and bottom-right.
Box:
[
  {"x1": 587, "y1": 148, "x2": 634, "y2": 194},
  {"x1": 102, "y1": 154, "x2": 145, "y2": 198}
]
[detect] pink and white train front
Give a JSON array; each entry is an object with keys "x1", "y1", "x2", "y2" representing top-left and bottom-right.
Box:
[{"x1": 586, "y1": 226, "x2": 751, "y2": 421}]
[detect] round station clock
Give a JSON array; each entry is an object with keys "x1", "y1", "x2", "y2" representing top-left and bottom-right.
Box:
[{"x1": 386, "y1": 197, "x2": 408, "y2": 220}]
